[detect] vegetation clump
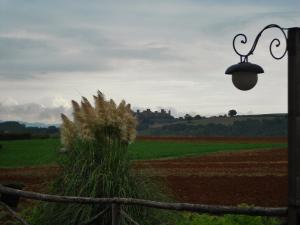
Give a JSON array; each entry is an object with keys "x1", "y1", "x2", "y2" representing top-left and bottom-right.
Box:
[
  {"x1": 30, "y1": 91, "x2": 165, "y2": 225},
  {"x1": 60, "y1": 91, "x2": 137, "y2": 151},
  {"x1": 176, "y1": 211, "x2": 280, "y2": 225}
]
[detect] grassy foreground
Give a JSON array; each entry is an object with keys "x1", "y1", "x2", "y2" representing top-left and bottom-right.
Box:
[{"x1": 0, "y1": 138, "x2": 287, "y2": 168}]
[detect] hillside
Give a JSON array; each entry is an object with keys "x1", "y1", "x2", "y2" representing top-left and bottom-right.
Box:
[
  {"x1": 148, "y1": 113, "x2": 286, "y2": 128},
  {"x1": 0, "y1": 121, "x2": 59, "y2": 140},
  {"x1": 0, "y1": 113, "x2": 287, "y2": 138},
  {"x1": 137, "y1": 113, "x2": 287, "y2": 136}
]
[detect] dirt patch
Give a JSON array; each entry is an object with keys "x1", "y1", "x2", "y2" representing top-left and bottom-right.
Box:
[
  {"x1": 0, "y1": 166, "x2": 60, "y2": 193},
  {"x1": 0, "y1": 166, "x2": 60, "y2": 224},
  {"x1": 134, "y1": 148, "x2": 288, "y2": 207},
  {"x1": 165, "y1": 175, "x2": 287, "y2": 207}
]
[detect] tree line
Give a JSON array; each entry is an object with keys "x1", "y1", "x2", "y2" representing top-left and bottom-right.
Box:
[
  {"x1": 138, "y1": 117, "x2": 287, "y2": 137},
  {"x1": 0, "y1": 112, "x2": 288, "y2": 139},
  {"x1": 0, "y1": 121, "x2": 59, "y2": 140}
]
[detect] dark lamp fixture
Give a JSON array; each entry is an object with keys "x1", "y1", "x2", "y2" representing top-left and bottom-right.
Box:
[
  {"x1": 225, "y1": 24, "x2": 288, "y2": 91},
  {"x1": 225, "y1": 62, "x2": 264, "y2": 91}
]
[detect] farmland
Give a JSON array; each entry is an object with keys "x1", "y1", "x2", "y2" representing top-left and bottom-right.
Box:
[
  {"x1": 134, "y1": 147, "x2": 287, "y2": 207},
  {"x1": 0, "y1": 137, "x2": 287, "y2": 225},
  {"x1": 0, "y1": 136, "x2": 288, "y2": 208},
  {"x1": 0, "y1": 137, "x2": 287, "y2": 167},
  {"x1": 0, "y1": 138, "x2": 59, "y2": 168}
]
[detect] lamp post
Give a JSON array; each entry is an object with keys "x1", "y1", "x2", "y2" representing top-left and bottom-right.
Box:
[{"x1": 225, "y1": 24, "x2": 300, "y2": 225}]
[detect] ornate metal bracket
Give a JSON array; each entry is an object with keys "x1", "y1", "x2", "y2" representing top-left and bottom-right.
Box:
[{"x1": 232, "y1": 24, "x2": 288, "y2": 62}]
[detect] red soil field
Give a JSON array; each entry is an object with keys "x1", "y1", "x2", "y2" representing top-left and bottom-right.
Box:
[
  {"x1": 134, "y1": 148, "x2": 288, "y2": 207},
  {"x1": 0, "y1": 144, "x2": 287, "y2": 210},
  {"x1": 0, "y1": 166, "x2": 59, "y2": 193}
]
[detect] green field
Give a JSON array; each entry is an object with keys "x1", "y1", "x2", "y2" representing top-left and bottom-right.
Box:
[
  {"x1": 0, "y1": 138, "x2": 287, "y2": 168},
  {"x1": 0, "y1": 139, "x2": 60, "y2": 168},
  {"x1": 128, "y1": 140, "x2": 287, "y2": 160}
]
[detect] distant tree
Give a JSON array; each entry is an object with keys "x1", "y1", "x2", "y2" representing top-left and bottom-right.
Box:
[
  {"x1": 194, "y1": 115, "x2": 202, "y2": 120},
  {"x1": 184, "y1": 114, "x2": 193, "y2": 122},
  {"x1": 228, "y1": 109, "x2": 237, "y2": 117}
]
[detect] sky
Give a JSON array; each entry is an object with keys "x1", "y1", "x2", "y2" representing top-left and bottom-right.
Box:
[{"x1": 0, "y1": 0, "x2": 299, "y2": 124}]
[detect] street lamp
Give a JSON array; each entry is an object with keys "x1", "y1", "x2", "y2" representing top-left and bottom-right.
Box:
[
  {"x1": 225, "y1": 24, "x2": 300, "y2": 225},
  {"x1": 225, "y1": 62, "x2": 263, "y2": 90},
  {"x1": 225, "y1": 24, "x2": 288, "y2": 91}
]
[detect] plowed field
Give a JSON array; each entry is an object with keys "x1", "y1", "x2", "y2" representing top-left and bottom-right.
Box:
[
  {"x1": 133, "y1": 148, "x2": 288, "y2": 207},
  {"x1": 0, "y1": 147, "x2": 287, "y2": 207}
]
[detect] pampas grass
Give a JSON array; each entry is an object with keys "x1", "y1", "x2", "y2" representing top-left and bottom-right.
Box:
[
  {"x1": 61, "y1": 91, "x2": 137, "y2": 147},
  {"x1": 29, "y1": 91, "x2": 168, "y2": 225}
]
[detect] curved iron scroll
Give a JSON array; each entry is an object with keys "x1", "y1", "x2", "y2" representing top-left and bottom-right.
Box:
[{"x1": 233, "y1": 24, "x2": 288, "y2": 62}]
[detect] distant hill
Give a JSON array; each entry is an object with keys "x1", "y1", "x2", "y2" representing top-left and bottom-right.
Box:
[
  {"x1": 137, "y1": 113, "x2": 287, "y2": 137},
  {"x1": 21, "y1": 122, "x2": 60, "y2": 128},
  {"x1": 0, "y1": 113, "x2": 288, "y2": 138},
  {"x1": 0, "y1": 121, "x2": 59, "y2": 140},
  {"x1": 148, "y1": 113, "x2": 287, "y2": 128}
]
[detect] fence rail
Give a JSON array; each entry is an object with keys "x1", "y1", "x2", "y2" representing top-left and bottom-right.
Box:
[{"x1": 0, "y1": 185, "x2": 288, "y2": 225}]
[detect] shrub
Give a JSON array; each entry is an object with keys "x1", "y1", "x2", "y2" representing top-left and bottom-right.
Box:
[
  {"x1": 29, "y1": 91, "x2": 168, "y2": 225},
  {"x1": 176, "y1": 212, "x2": 281, "y2": 225}
]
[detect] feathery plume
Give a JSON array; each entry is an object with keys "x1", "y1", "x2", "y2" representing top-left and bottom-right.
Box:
[
  {"x1": 60, "y1": 90, "x2": 137, "y2": 150},
  {"x1": 61, "y1": 114, "x2": 77, "y2": 150}
]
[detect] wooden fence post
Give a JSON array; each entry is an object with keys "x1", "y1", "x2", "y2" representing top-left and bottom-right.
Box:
[{"x1": 112, "y1": 203, "x2": 120, "y2": 225}]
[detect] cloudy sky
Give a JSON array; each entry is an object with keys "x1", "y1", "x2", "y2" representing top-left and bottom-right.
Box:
[{"x1": 0, "y1": 0, "x2": 299, "y2": 124}]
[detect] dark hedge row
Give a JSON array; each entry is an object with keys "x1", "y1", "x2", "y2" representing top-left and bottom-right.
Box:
[
  {"x1": 139, "y1": 118, "x2": 287, "y2": 137},
  {"x1": 0, "y1": 121, "x2": 59, "y2": 140}
]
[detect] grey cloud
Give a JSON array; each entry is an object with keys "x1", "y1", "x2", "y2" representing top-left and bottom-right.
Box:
[
  {"x1": 0, "y1": 0, "x2": 298, "y2": 119},
  {"x1": 0, "y1": 33, "x2": 113, "y2": 78},
  {"x1": 0, "y1": 27, "x2": 178, "y2": 80},
  {"x1": 0, "y1": 0, "x2": 297, "y2": 82},
  {"x1": 0, "y1": 103, "x2": 71, "y2": 123}
]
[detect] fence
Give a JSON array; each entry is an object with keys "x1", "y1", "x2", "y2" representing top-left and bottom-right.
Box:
[{"x1": 0, "y1": 185, "x2": 288, "y2": 225}]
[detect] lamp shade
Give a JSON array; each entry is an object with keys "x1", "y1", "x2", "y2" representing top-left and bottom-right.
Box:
[{"x1": 225, "y1": 62, "x2": 264, "y2": 91}]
